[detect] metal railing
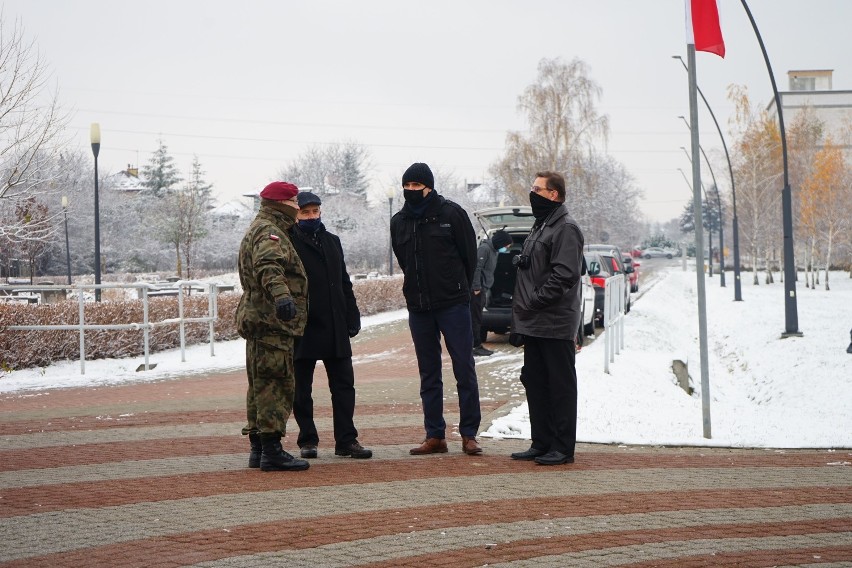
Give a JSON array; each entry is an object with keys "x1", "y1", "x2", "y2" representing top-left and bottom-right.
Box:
[
  {"x1": 1, "y1": 281, "x2": 222, "y2": 375},
  {"x1": 603, "y1": 275, "x2": 626, "y2": 374}
]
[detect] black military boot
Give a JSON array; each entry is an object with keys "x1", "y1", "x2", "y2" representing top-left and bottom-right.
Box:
[
  {"x1": 260, "y1": 434, "x2": 310, "y2": 472},
  {"x1": 248, "y1": 432, "x2": 262, "y2": 468}
]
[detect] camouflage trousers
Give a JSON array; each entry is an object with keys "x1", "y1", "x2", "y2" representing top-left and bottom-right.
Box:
[{"x1": 241, "y1": 336, "x2": 295, "y2": 437}]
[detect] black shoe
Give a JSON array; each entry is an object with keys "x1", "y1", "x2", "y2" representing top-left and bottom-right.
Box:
[
  {"x1": 300, "y1": 445, "x2": 318, "y2": 459},
  {"x1": 473, "y1": 346, "x2": 494, "y2": 357},
  {"x1": 510, "y1": 447, "x2": 546, "y2": 461},
  {"x1": 335, "y1": 441, "x2": 373, "y2": 459},
  {"x1": 534, "y1": 451, "x2": 574, "y2": 465},
  {"x1": 260, "y1": 436, "x2": 310, "y2": 471},
  {"x1": 248, "y1": 432, "x2": 262, "y2": 468}
]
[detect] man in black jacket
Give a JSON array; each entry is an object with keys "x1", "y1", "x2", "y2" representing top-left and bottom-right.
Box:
[
  {"x1": 391, "y1": 162, "x2": 483, "y2": 456},
  {"x1": 509, "y1": 171, "x2": 584, "y2": 466},
  {"x1": 290, "y1": 191, "x2": 372, "y2": 459}
]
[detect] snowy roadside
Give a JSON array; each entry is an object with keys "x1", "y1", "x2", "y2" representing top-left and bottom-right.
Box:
[{"x1": 484, "y1": 268, "x2": 852, "y2": 449}]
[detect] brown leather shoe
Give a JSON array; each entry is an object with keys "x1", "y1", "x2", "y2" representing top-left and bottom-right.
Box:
[
  {"x1": 409, "y1": 437, "x2": 448, "y2": 455},
  {"x1": 462, "y1": 435, "x2": 483, "y2": 455}
]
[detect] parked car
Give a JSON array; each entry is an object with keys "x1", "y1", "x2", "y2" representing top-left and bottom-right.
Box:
[
  {"x1": 585, "y1": 244, "x2": 632, "y2": 313},
  {"x1": 622, "y1": 255, "x2": 640, "y2": 292},
  {"x1": 642, "y1": 246, "x2": 679, "y2": 259},
  {"x1": 472, "y1": 206, "x2": 594, "y2": 345}
]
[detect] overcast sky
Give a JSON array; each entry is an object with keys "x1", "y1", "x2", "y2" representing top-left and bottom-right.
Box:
[{"x1": 6, "y1": 0, "x2": 851, "y2": 222}]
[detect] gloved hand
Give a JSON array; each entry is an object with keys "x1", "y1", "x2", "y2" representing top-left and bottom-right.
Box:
[
  {"x1": 275, "y1": 297, "x2": 296, "y2": 321},
  {"x1": 348, "y1": 325, "x2": 361, "y2": 338},
  {"x1": 508, "y1": 332, "x2": 525, "y2": 347}
]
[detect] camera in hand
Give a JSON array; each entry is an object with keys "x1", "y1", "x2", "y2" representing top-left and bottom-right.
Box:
[{"x1": 512, "y1": 254, "x2": 530, "y2": 269}]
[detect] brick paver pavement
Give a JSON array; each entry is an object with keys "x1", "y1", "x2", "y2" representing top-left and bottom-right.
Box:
[{"x1": 1, "y1": 319, "x2": 850, "y2": 567}]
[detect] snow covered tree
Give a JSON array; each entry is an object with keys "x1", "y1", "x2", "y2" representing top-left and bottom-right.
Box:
[
  {"x1": 140, "y1": 139, "x2": 182, "y2": 198},
  {"x1": 490, "y1": 57, "x2": 609, "y2": 203},
  {"x1": 0, "y1": 13, "x2": 69, "y2": 253},
  {"x1": 279, "y1": 141, "x2": 372, "y2": 198}
]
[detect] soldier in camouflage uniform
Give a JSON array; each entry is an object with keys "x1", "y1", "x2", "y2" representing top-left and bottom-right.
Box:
[{"x1": 236, "y1": 181, "x2": 310, "y2": 472}]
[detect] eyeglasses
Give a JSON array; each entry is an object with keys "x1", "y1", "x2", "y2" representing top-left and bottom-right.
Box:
[{"x1": 531, "y1": 185, "x2": 552, "y2": 193}]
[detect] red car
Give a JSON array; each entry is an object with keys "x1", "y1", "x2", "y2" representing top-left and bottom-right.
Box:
[{"x1": 622, "y1": 255, "x2": 640, "y2": 292}]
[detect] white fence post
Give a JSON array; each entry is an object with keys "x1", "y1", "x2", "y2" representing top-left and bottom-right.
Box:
[{"x1": 603, "y1": 274, "x2": 626, "y2": 374}]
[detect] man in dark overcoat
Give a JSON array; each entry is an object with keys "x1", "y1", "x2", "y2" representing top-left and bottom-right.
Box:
[{"x1": 289, "y1": 191, "x2": 372, "y2": 459}]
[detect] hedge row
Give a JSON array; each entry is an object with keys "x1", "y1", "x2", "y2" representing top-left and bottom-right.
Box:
[{"x1": 0, "y1": 278, "x2": 405, "y2": 372}]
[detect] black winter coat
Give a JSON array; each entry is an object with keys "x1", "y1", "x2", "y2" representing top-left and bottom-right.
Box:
[
  {"x1": 511, "y1": 204, "x2": 585, "y2": 340},
  {"x1": 390, "y1": 191, "x2": 477, "y2": 312},
  {"x1": 289, "y1": 223, "x2": 360, "y2": 360}
]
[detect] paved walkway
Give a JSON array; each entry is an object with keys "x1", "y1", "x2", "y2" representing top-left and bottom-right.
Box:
[{"x1": 1, "y1": 320, "x2": 850, "y2": 567}]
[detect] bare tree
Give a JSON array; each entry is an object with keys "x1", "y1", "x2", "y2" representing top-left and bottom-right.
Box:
[
  {"x1": 490, "y1": 57, "x2": 609, "y2": 203},
  {"x1": 0, "y1": 13, "x2": 69, "y2": 245}
]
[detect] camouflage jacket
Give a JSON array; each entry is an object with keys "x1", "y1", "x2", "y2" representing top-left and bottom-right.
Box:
[{"x1": 235, "y1": 202, "x2": 308, "y2": 339}]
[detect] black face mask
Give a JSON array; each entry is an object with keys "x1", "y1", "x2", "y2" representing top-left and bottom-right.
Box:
[
  {"x1": 529, "y1": 191, "x2": 560, "y2": 220},
  {"x1": 297, "y1": 217, "x2": 322, "y2": 234},
  {"x1": 403, "y1": 188, "x2": 426, "y2": 206}
]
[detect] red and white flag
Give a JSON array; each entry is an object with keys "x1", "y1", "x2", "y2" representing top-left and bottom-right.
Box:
[{"x1": 685, "y1": 0, "x2": 726, "y2": 58}]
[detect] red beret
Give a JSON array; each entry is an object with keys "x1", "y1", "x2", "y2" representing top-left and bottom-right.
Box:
[{"x1": 259, "y1": 181, "x2": 299, "y2": 201}]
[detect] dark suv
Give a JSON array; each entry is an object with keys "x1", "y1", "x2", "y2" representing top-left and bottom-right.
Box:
[{"x1": 472, "y1": 206, "x2": 595, "y2": 344}]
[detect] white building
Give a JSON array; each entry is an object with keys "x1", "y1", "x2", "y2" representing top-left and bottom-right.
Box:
[{"x1": 767, "y1": 69, "x2": 852, "y2": 160}]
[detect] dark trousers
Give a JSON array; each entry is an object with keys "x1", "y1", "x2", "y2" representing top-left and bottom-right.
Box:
[
  {"x1": 408, "y1": 302, "x2": 481, "y2": 438},
  {"x1": 470, "y1": 289, "x2": 486, "y2": 347},
  {"x1": 519, "y1": 336, "x2": 577, "y2": 456},
  {"x1": 293, "y1": 357, "x2": 358, "y2": 449}
]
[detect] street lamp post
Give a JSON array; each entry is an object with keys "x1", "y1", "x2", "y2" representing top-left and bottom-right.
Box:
[
  {"x1": 90, "y1": 123, "x2": 101, "y2": 302},
  {"x1": 387, "y1": 192, "x2": 394, "y2": 276},
  {"x1": 739, "y1": 0, "x2": 799, "y2": 335},
  {"x1": 678, "y1": 117, "x2": 724, "y2": 284},
  {"x1": 673, "y1": 55, "x2": 741, "y2": 299},
  {"x1": 61, "y1": 196, "x2": 72, "y2": 285},
  {"x1": 679, "y1": 147, "x2": 713, "y2": 277}
]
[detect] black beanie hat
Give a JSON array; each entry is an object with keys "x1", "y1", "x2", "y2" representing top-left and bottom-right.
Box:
[
  {"x1": 402, "y1": 162, "x2": 434, "y2": 189},
  {"x1": 297, "y1": 191, "x2": 322, "y2": 208},
  {"x1": 491, "y1": 230, "x2": 512, "y2": 249}
]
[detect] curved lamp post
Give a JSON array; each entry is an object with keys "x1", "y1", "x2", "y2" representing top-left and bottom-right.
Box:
[
  {"x1": 91, "y1": 123, "x2": 101, "y2": 302},
  {"x1": 679, "y1": 148, "x2": 713, "y2": 277},
  {"x1": 673, "y1": 55, "x2": 742, "y2": 300},
  {"x1": 678, "y1": 116, "x2": 724, "y2": 284},
  {"x1": 739, "y1": 0, "x2": 799, "y2": 333}
]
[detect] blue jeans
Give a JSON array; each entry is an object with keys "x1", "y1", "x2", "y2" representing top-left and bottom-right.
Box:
[{"x1": 408, "y1": 302, "x2": 481, "y2": 438}]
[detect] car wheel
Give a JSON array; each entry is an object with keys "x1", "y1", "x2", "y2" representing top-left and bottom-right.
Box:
[
  {"x1": 645, "y1": 254, "x2": 651, "y2": 259},
  {"x1": 666, "y1": 254, "x2": 672, "y2": 259}
]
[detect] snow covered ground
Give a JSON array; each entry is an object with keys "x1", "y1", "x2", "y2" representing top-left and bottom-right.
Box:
[
  {"x1": 485, "y1": 267, "x2": 852, "y2": 449},
  {"x1": 3, "y1": 267, "x2": 850, "y2": 449}
]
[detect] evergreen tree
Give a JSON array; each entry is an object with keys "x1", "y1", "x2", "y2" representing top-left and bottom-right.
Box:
[
  {"x1": 187, "y1": 155, "x2": 214, "y2": 207},
  {"x1": 141, "y1": 139, "x2": 182, "y2": 198}
]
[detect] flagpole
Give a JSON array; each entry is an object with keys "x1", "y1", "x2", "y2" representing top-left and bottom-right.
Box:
[
  {"x1": 739, "y1": 0, "x2": 801, "y2": 337},
  {"x1": 687, "y1": 43, "x2": 712, "y2": 439}
]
